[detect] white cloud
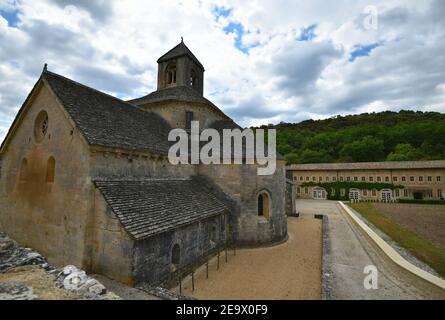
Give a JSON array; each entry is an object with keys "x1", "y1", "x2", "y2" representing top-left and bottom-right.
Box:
[{"x1": 0, "y1": 0, "x2": 444, "y2": 143}]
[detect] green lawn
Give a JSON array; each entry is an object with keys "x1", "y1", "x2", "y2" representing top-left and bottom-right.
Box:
[{"x1": 349, "y1": 202, "x2": 445, "y2": 278}]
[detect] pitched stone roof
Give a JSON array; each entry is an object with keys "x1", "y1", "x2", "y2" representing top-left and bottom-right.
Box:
[
  {"x1": 287, "y1": 160, "x2": 445, "y2": 171},
  {"x1": 157, "y1": 41, "x2": 204, "y2": 70},
  {"x1": 42, "y1": 70, "x2": 172, "y2": 155},
  {"x1": 127, "y1": 85, "x2": 229, "y2": 119},
  {"x1": 94, "y1": 177, "x2": 229, "y2": 240},
  {"x1": 209, "y1": 119, "x2": 242, "y2": 132}
]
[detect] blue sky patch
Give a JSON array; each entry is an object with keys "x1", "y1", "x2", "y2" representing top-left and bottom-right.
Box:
[
  {"x1": 349, "y1": 42, "x2": 381, "y2": 61},
  {"x1": 224, "y1": 21, "x2": 254, "y2": 53},
  {"x1": 213, "y1": 5, "x2": 257, "y2": 54},
  {"x1": 298, "y1": 24, "x2": 317, "y2": 41},
  {"x1": 0, "y1": 9, "x2": 19, "y2": 27},
  {"x1": 213, "y1": 6, "x2": 232, "y2": 21}
]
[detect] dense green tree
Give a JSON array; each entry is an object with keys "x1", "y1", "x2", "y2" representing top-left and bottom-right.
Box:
[
  {"x1": 298, "y1": 149, "x2": 333, "y2": 163},
  {"x1": 277, "y1": 143, "x2": 293, "y2": 155},
  {"x1": 271, "y1": 111, "x2": 445, "y2": 164},
  {"x1": 386, "y1": 143, "x2": 421, "y2": 161},
  {"x1": 339, "y1": 136, "x2": 385, "y2": 162},
  {"x1": 284, "y1": 153, "x2": 299, "y2": 164}
]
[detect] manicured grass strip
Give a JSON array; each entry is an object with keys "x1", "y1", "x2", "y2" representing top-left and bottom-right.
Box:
[{"x1": 350, "y1": 202, "x2": 445, "y2": 278}]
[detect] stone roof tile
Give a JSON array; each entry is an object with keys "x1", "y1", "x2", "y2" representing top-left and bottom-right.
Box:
[
  {"x1": 157, "y1": 41, "x2": 204, "y2": 70},
  {"x1": 94, "y1": 176, "x2": 229, "y2": 240},
  {"x1": 43, "y1": 71, "x2": 172, "y2": 155},
  {"x1": 127, "y1": 85, "x2": 229, "y2": 119}
]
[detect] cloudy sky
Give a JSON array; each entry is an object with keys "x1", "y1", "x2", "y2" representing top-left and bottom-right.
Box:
[{"x1": 1, "y1": 0, "x2": 444, "y2": 141}]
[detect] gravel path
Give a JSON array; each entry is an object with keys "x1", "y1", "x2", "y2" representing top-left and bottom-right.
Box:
[
  {"x1": 176, "y1": 217, "x2": 322, "y2": 300},
  {"x1": 296, "y1": 199, "x2": 445, "y2": 300}
]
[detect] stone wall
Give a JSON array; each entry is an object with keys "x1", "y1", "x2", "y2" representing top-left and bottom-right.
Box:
[
  {"x1": 285, "y1": 180, "x2": 297, "y2": 215},
  {"x1": 0, "y1": 82, "x2": 93, "y2": 268},
  {"x1": 157, "y1": 56, "x2": 204, "y2": 94},
  {"x1": 89, "y1": 190, "x2": 134, "y2": 285},
  {"x1": 140, "y1": 101, "x2": 224, "y2": 130},
  {"x1": 132, "y1": 214, "x2": 227, "y2": 287},
  {"x1": 290, "y1": 167, "x2": 445, "y2": 201},
  {"x1": 90, "y1": 151, "x2": 196, "y2": 180},
  {"x1": 198, "y1": 161, "x2": 288, "y2": 246}
]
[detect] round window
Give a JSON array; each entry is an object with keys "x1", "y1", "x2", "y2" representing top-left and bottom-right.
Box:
[{"x1": 34, "y1": 110, "x2": 48, "y2": 142}]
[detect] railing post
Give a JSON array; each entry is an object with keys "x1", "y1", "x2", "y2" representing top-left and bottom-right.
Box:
[
  {"x1": 225, "y1": 245, "x2": 228, "y2": 263},
  {"x1": 217, "y1": 248, "x2": 220, "y2": 270},
  {"x1": 206, "y1": 260, "x2": 209, "y2": 279},
  {"x1": 178, "y1": 273, "x2": 182, "y2": 295},
  {"x1": 192, "y1": 270, "x2": 195, "y2": 292}
]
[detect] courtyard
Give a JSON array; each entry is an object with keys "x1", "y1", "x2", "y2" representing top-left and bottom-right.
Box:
[{"x1": 175, "y1": 217, "x2": 322, "y2": 300}]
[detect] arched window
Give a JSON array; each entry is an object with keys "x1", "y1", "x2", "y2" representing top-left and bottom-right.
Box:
[
  {"x1": 46, "y1": 156, "x2": 55, "y2": 183},
  {"x1": 166, "y1": 64, "x2": 177, "y2": 85},
  {"x1": 171, "y1": 244, "x2": 180, "y2": 266},
  {"x1": 210, "y1": 224, "x2": 217, "y2": 242},
  {"x1": 257, "y1": 191, "x2": 270, "y2": 219},
  {"x1": 19, "y1": 158, "x2": 28, "y2": 182}
]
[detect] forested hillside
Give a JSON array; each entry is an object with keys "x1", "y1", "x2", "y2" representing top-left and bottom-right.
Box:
[{"x1": 261, "y1": 110, "x2": 445, "y2": 164}]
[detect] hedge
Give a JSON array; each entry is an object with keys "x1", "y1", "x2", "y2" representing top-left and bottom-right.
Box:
[
  {"x1": 399, "y1": 199, "x2": 445, "y2": 205},
  {"x1": 300, "y1": 181, "x2": 404, "y2": 201}
]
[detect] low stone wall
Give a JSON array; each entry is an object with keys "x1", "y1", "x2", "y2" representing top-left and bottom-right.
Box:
[
  {"x1": 338, "y1": 202, "x2": 445, "y2": 291},
  {"x1": 320, "y1": 215, "x2": 333, "y2": 300}
]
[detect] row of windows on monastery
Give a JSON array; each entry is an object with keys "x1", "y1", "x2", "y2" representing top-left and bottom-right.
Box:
[
  {"x1": 297, "y1": 186, "x2": 442, "y2": 198},
  {"x1": 294, "y1": 174, "x2": 442, "y2": 184}
]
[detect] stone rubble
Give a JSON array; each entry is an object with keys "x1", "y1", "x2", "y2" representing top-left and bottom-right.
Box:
[
  {"x1": 0, "y1": 232, "x2": 120, "y2": 300},
  {"x1": 54, "y1": 265, "x2": 119, "y2": 300},
  {"x1": 0, "y1": 233, "x2": 50, "y2": 273},
  {"x1": 0, "y1": 282, "x2": 39, "y2": 300}
]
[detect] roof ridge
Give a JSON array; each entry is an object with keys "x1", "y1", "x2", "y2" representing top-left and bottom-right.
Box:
[
  {"x1": 94, "y1": 178, "x2": 191, "y2": 182},
  {"x1": 43, "y1": 70, "x2": 142, "y2": 111},
  {"x1": 157, "y1": 41, "x2": 204, "y2": 70},
  {"x1": 288, "y1": 159, "x2": 445, "y2": 166}
]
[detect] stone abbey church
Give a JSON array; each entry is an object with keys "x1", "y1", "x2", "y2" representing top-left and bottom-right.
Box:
[{"x1": 0, "y1": 41, "x2": 288, "y2": 286}]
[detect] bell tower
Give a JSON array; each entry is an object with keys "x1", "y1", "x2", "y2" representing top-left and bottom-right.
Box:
[{"x1": 156, "y1": 39, "x2": 205, "y2": 95}]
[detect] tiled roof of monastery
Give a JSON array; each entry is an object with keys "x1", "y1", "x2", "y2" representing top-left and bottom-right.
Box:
[
  {"x1": 157, "y1": 41, "x2": 205, "y2": 70},
  {"x1": 287, "y1": 160, "x2": 445, "y2": 171},
  {"x1": 127, "y1": 85, "x2": 229, "y2": 119},
  {"x1": 94, "y1": 176, "x2": 229, "y2": 240},
  {"x1": 42, "y1": 70, "x2": 172, "y2": 155}
]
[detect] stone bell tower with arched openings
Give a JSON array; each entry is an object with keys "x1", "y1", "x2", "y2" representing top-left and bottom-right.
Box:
[{"x1": 156, "y1": 38, "x2": 205, "y2": 95}]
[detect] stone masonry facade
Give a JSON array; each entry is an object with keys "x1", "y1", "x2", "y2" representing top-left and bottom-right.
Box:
[
  {"x1": 0, "y1": 41, "x2": 288, "y2": 288},
  {"x1": 287, "y1": 161, "x2": 445, "y2": 202}
]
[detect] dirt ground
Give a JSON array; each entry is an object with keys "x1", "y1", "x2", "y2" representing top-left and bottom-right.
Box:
[
  {"x1": 0, "y1": 265, "x2": 82, "y2": 300},
  {"x1": 372, "y1": 203, "x2": 445, "y2": 250},
  {"x1": 92, "y1": 274, "x2": 160, "y2": 300},
  {"x1": 176, "y1": 217, "x2": 322, "y2": 300}
]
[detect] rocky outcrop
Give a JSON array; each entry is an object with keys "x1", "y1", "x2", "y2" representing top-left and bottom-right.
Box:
[
  {"x1": 0, "y1": 233, "x2": 49, "y2": 272},
  {"x1": 0, "y1": 232, "x2": 120, "y2": 300}
]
